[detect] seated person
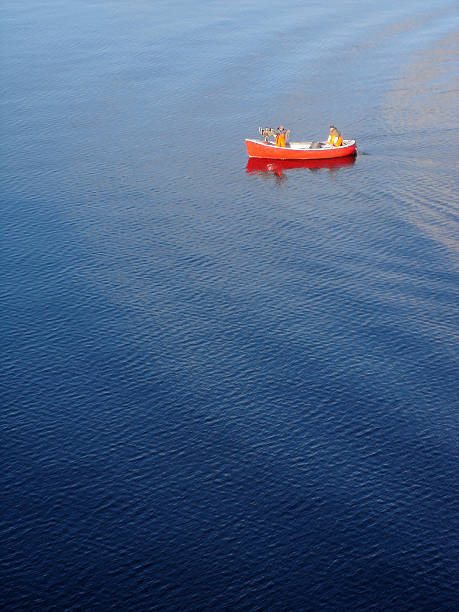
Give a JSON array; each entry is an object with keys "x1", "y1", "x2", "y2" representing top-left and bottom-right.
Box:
[
  {"x1": 327, "y1": 125, "x2": 343, "y2": 147},
  {"x1": 275, "y1": 125, "x2": 290, "y2": 147}
]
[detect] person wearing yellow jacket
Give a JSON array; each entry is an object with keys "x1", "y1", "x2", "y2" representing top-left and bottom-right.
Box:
[
  {"x1": 275, "y1": 125, "x2": 290, "y2": 147},
  {"x1": 327, "y1": 125, "x2": 343, "y2": 147}
]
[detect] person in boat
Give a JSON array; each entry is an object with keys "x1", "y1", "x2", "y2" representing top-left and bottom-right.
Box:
[
  {"x1": 275, "y1": 125, "x2": 290, "y2": 147},
  {"x1": 327, "y1": 125, "x2": 343, "y2": 147}
]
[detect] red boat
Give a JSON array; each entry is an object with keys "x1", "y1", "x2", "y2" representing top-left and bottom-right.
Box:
[{"x1": 246, "y1": 138, "x2": 357, "y2": 160}]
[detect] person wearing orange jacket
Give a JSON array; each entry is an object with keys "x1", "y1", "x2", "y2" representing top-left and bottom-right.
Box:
[
  {"x1": 275, "y1": 125, "x2": 290, "y2": 147},
  {"x1": 327, "y1": 125, "x2": 343, "y2": 147}
]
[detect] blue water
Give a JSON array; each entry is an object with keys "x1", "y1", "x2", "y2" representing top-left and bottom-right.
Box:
[{"x1": 1, "y1": 0, "x2": 458, "y2": 609}]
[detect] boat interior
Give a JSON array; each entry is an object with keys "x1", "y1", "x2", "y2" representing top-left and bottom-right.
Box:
[{"x1": 267, "y1": 139, "x2": 355, "y2": 150}]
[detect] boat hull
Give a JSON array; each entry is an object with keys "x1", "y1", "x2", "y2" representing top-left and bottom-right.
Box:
[{"x1": 246, "y1": 138, "x2": 356, "y2": 160}]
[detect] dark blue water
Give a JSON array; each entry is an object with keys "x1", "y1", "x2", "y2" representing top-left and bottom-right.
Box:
[{"x1": 1, "y1": 1, "x2": 458, "y2": 609}]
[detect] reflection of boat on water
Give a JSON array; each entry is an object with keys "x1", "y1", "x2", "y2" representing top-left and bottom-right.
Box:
[{"x1": 246, "y1": 155, "x2": 356, "y2": 177}]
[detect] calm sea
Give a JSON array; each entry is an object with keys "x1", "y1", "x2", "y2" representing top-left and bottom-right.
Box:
[{"x1": 1, "y1": 0, "x2": 458, "y2": 609}]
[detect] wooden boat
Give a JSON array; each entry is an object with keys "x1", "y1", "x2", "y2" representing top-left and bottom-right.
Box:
[{"x1": 245, "y1": 138, "x2": 357, "y2": 160}]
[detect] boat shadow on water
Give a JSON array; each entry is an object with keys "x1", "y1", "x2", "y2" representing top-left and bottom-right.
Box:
[{"x1": 246, "y1": 155, "x2": 356, "y2": 181}]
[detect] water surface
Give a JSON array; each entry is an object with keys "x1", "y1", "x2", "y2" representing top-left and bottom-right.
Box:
[{"x1": 1, "y1": 1, "x2": 458, "y2": 609}]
